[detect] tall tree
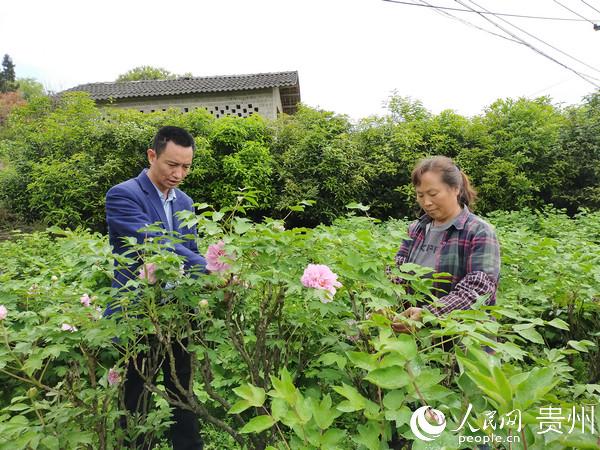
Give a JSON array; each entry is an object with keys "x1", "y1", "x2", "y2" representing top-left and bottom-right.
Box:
[
  {"x1": 0, "y1": 54, "x2": 18, "y2": 93},
  {"x1": 116, "y1": 66, "x2": 177, "y2": 82}
]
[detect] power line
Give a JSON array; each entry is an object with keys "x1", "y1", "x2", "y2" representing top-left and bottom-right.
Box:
[
  {"x1": 464, "y1": 0, "x2": 600, "y2": 76},
  {"x1": 552, "y1": 0, "x2": 596, "y2": 24},
  {"x1": 579, "y1": 0, "x2": 600, "y2": 15},
  {"x1": 451, "y1": 0, "x2": 600, "y2": 87},
  {"x1": 414, "y1": 0, "x2": 522, "y2": 44},
  {"x1": 381, "y1": 0, "x2": 599, "y2": 22}
]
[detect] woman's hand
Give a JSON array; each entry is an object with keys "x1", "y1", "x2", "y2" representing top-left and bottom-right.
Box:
[{"x1": 392, "y1": 307, "x2": 423, "y2": 333}]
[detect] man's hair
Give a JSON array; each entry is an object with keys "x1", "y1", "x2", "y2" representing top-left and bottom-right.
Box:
[{"x1": 152, "y1": 126, "x2": 196, "y2": 156}]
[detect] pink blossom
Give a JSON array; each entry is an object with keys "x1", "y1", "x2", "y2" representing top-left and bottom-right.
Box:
[
  {"x1": 206, "y1": 240, "x2": 232, "y2": 273},
  {"x1": 107, "y1": 367, "x2": 121, "y2": 386},
  {"x1": 80, "y1": 293, "x2": 91, "y2": 307},
  {"x1": 300, "y1": 264, "x2": 342, "y2": 302},
  {"x1": 61, "y1": 323, "x2": 77, "y2": 332},
  {"x1": 139, "y1": 262, "x2": 157, "y2": 284},
  {"x1": 0, "y1": 305, "x2": 7, "y2": 321}
]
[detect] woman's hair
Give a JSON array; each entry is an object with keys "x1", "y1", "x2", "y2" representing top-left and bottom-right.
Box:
[{"x1": 411, "y1": 156, "x2": 477, "y2": 207}]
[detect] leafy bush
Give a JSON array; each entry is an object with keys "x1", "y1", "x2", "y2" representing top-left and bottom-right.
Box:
[
  {"x1": 1, "y1": 91, "x2": 600, "y2": 230},
  {"x1": 0, "y1": 207, "x2": 598, "y2": 449}
]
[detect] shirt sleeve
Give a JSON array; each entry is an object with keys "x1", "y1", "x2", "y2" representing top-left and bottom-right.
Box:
[{"x1": 427, "y1": 225, "x2": 500, "y2": 316}]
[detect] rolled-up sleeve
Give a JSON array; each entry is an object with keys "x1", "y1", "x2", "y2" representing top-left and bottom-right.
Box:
[{"x1": 427, "y1": 226, "x2": 500, "y2": 316}]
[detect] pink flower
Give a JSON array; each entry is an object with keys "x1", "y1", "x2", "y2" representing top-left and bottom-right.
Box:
[
  {"x1": 206, "y1": 240, "x2": 232, "y2": 273},
  {"x1": 300, "y1": 264, "x2": 342, "y2": 302},
  {"x1": 80, "y1": 293, "x2": 91, "y2": 307},
  {"x1": 0, "y1": 305, "x2": 7, "y2": 321},
  {"x1": 107, "y1": 367, "x2": 121, "y2": 386},
  {"x1": 61, "y1": 323, "x2": 77, "y2": 332},
  {"x1": 139, "y1": 262, "x2": 157, "y2": 284}
]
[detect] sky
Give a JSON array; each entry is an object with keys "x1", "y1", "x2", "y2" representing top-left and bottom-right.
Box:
[{"x1": 2, "y1": 0, "x2": 599, "y2": 120}]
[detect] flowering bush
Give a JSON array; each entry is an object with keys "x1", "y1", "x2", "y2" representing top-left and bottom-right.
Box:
[{"x1": 0, "y1": 208, "x2": 599, "y2": 449}]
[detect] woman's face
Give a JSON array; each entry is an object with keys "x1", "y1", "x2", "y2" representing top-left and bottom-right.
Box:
[{"x1": 415, "y1": 170, "x2": 461, "y2": 224}]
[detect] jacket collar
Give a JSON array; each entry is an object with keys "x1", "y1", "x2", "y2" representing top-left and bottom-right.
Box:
[{"x1": 136, "y1": 169, "x2": 170, "y2": 229}]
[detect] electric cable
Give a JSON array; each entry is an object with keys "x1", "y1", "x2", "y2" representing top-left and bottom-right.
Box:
[
  {"x1": 452, "y1": 0, "x2": 600, "y2": 87},
  {"x1": 382, "y1": 0, "x2": 600, "y2": 22},
  {"x1": 464, "y1": 0, "x2": 600, "y2": 76},
  {"x1": 553, "y1": 0, "x2": 596, "y2": 24}
]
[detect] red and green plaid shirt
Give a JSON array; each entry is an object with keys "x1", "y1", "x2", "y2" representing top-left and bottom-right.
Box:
[{"x1": 394, "y1": 207, "x2": 500, "y2": 316}]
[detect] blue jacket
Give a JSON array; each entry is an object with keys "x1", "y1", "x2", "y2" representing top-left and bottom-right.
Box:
[{"x1": 105, "y1": 169, "x2": 206, "y2": 314}]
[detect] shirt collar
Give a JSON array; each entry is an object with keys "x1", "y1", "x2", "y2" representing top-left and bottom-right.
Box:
[
  {"x1": 418, "y1": 205, "x2": 470, "y2": 230},
  {"x1": 150, "y1": 179, "x2": 177, "y2": 202}
]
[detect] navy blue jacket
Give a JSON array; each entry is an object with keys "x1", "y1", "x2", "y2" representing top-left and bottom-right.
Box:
[{"x1": 105, "y1": 169, "x2": 206, "y2": 315}]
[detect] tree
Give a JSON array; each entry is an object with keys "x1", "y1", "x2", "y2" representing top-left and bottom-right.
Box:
[
  {"x1": 17, "y1": 78, "x2": 46, "y2": 100},
  {"x1": 116, "y1": 66, "x2": 177, "y2": 82},
  {"x1": 0, "y1": 54, "x2": 18, "y2": 93}
]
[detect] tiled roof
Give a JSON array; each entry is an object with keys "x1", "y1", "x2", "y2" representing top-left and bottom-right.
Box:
[{"x1": 65, "y1": 71, "x2": 299, "y2": 101}]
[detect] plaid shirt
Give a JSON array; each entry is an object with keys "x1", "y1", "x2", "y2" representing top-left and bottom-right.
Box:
[{"x1": 394, "y1": 207, "x2": 500, "y2": 316}]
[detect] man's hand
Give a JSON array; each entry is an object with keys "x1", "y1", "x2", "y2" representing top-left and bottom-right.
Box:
[{"x1": 392, "y1": 307, "x2": 423, "y2": 333}]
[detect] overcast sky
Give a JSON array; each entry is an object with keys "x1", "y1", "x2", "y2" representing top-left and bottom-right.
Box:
[{"x1": 2, "y1": 0, "x2": 599, "y2": 119}]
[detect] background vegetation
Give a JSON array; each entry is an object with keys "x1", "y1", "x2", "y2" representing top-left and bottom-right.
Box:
[{"x1": 0, "y1": 90, "x2": 599, "y2": 231}]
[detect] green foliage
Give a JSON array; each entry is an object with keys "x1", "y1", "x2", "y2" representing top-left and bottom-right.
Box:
[
  {"x1": 16, "y1": 78, "x2": 46, "y2": 100},
  {"x1": 0, "y1": 208, "x2": 599, "y2": 449},
  {"x1": 2, "y1": 91, "x2": 600, "y2": 231},
  {"x1": 116, "y1": 65, "x2": 177, "y2": 82}
]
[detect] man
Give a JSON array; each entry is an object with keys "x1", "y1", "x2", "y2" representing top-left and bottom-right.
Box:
[{"x1": 105, "y1": 126, "x2": 206, "y2": 450}]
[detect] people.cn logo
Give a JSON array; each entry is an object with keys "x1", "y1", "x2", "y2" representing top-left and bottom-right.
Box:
[{"x1": 410, "y1": 405, "x2": 447, "y2": 441}]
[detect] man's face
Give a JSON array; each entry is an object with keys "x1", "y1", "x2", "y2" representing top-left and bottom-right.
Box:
[{"x1": 146, "y1": 141, "x2": 193, "y2": 194}]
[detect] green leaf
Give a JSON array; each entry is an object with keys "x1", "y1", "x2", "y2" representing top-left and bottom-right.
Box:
[
  {"x1": 269, "y1": 368, "x2": 298, "y2": 405},
  {"x1": 320, "y1": 428, "x2": 347, "y2": 448},
  {"x1": 333, "y1": 383, "x2": 368, "y2": 412},
  {"x1": 516, "y1": 327, "x2": 545, "y2": 344},
  {"x1": 365, "y1": 366, "x2": 410, "y2": 389},
  {"x1": 233, "y1": 383, "x2": 266, "y2": 407},
  {"x1": 547, "y1": 318, "x2": 570, "y2": 331},
  {"x1": 346, "y1": 351, "x2": 378, "y2": 371},
  {"x1": 346, "y1": 202, "x2": 370, "y2": 211},
  {"x1": 318, "y1": 352, "x2": 347, "y2": 369},
  {"x1": 567, "y1": 340, "x2": 595, "y2": 352},
  {"x1": 353, "y1": 421, "x2": 381, "y2": 449},
  {"x1": 228, "y1": 399, "x2": 251, "y2": 414},
  {"x1": 233, "y1": 218, "x2": 253, "y2": 234},
  {"x1": 40, "y1": 436, "x2": 59, "y2": 450},
  {"x1": 383, "y1": 390, "x2": 405, "y2": 410},
  {"x1": 376, "y1": 331, "x2": 417, "y2": 361},
  {"x1": 311, "y1": 395, "x2": 340, "y2": 430},
  {"x1": 514, "y1": 367, "x2": 557, "y2": 411},
  {"x1": 239, "y1": 415, "x2": 276, "y2": 434}
]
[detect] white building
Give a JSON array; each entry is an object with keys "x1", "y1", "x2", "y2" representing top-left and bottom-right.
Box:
[{"x1": 65, "y1": 71, "x2": 301, "y2": 120}]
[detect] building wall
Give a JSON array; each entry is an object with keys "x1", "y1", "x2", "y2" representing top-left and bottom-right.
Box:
[{"x1": 104, "y1": 88, "x2": 280, "y2": 120}]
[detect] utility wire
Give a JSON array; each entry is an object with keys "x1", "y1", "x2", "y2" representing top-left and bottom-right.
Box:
[
  {"x1": 553, "y1": 0, "x2": 596, "y2": 24},
  {"x1": 382, "y1": 0, "x2": 599, "y2": 22},
  {"x1": 452, "y1": 0, "x2": 600, "y2": 87},
  {"x1": 579, "y1": 0, "x2": 600, "y2": 15},
  {"x1": 464, "y1": 0, "x2": 600, "y2": 76},
  {"x1": 414, "y1": 0, "x2": 522, "y2": 44}
]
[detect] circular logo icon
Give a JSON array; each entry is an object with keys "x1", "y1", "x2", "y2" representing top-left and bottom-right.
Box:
[{"x1": 410, "y1": 405, "x2": 447, "y2": 441}]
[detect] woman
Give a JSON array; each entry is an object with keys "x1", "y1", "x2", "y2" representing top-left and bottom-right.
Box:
[{"x1": 392, "y1": 156, "x2": 500, "y2": 332}]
